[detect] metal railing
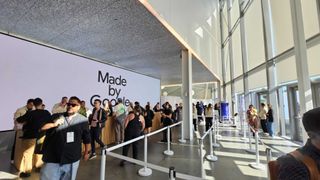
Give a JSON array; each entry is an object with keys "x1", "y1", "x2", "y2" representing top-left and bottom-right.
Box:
[{"x1": 99, "y1": 121, "x2": 203, "y2": 180}]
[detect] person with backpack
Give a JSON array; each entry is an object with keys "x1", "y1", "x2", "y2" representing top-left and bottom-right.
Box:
[
  {"x1": 270, "y1": 107, "x2": 320, "y2": 180},
  {"x1": 88, "y1": 99, "x2": 107, "y2": 160}
]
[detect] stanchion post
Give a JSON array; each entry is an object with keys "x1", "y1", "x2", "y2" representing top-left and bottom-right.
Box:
[
  {"x1": 213, "y1": 117, "x2": 220, "y2": 148},
  {"x1": 239, "y1": 118, "x2": 244, "y2": 136},
  {"x1": 199, "y1": 139, "x2": 205, "y2": 179},
  {"x1": 138, "y1": 135, "x2": 152, "y2": 176},
  {"x1": 206, "y1": 128, "x2": 218, "y2": 162},
  {"x1": 245, "y1": 125, "x2": 255, "y2": 154},
  {"x1": 266, "y1": 148, "x2": 272, "y2": 162},
  {"x1": 266, "y1": 148, "x2": 272, "y2": 179},
  {"x1": 179, "y1": 121, "x2": 186, "y2": 143},
  {"x1": 249, "y1": 131, "x2": 265, "y2": 170},
  {"x1": 216, "y1": 117, "x2": 222, "y2": 140},
  {"x1": 241, "y1": 121, "x2": 248, "y2": 142},
  {"x1": 169, "y1": 166, "x2": 176, "y2": 180},
  {"x1": 100, "y1": 148, "x2": 106, "y2": 180},
  {"x1": 164, "y1": 126, "x2": 174, "y2": 156}
]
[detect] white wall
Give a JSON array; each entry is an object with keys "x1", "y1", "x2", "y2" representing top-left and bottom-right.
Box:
[
  {"x1": 0, "y1": 34, "x2": 160, "y2": 131},
  {"x1": 147, "y1": 0, "x2": 222, "y2": 79}
]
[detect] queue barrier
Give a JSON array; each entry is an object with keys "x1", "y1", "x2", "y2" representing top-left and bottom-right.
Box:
[
  {"x1": 213, "y1": 116, "x2": 220, "y2": 148},
  {"x1": 248, "y1": 126, "x2": 266, "y2": 170},
  {"x1": 99, "y1": 121, "x2": 203, "y2": 180},
  {"x1": 198, "y1": 126, "x2": 218, "y2": 179}
]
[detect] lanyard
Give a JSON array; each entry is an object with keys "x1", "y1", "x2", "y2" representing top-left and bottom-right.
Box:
[{"x1": 64, "y1": 116, "x2": 73, "y2": 127}]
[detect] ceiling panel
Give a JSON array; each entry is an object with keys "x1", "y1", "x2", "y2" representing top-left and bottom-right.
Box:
[{"x1": 0, "y1": 0, "x2": 217, "y2": 85}]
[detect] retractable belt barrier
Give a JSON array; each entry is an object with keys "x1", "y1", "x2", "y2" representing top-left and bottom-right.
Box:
[
  {"x1": 248, "y1": 126, "x2": 266, "y2": 170},
  {"x1": 198, "y1": 126, "x2": 218, "y2": 179},
  {"x1": 99, "y1": 121, "x2": 203, "y2": 180}
]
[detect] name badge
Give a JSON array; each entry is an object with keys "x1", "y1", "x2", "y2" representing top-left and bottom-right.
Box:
[{"x1": 66, "y1": 132, "x2": 74, "y2": 143}]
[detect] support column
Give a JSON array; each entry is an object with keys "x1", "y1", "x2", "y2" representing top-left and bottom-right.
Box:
[
  {"x1": 239, "y1": 0, "x2": 250, "y2": 114},
  {"x1": 290, "y1": 0, "x2": 313, "y2": 143},
  {"x1": 261, "y1": 0, "x2": 280, "y2": 136},
  {"x1": 316, "y1": 0, "x2": 320, "y2": 30},
  {"x1": 227, "y1": 0, "x2": 236, "y2": 115},
  {"x1": 219, "y1": 1, "x2": 227, "y2": 101},
  {"x1": 181, "y1": 49, "x2": 193, "y2": 141}
]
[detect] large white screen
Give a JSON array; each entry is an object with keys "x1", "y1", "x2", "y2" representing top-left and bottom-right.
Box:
[{"x1": 0, "y1": 34, "x2": 160, "y2": 131}]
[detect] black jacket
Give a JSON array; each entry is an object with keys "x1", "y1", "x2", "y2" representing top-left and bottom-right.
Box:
[{"x1": 89, "y1": 108, "x2": 107, "y2": 128}]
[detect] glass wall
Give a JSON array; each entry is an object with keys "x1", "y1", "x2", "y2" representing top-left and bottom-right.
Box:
[
  {"x1": 244, "y1": 0, "x2": 265, "y2": 69},
  {"x1": 220, "y1": 0, "x2": 320, "y2": 141}
]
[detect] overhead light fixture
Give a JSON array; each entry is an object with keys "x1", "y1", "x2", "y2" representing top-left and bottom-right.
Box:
[
  {"x1": 195, "y1": 27, "x2": 203, "y2": 38},
  {"x1": 206, "y1": 17, "x2": 212, "y2": 27}
]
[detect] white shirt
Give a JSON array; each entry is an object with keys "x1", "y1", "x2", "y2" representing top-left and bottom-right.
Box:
[
  {"x1": 52, "y1": 103, "x2": 67, "y2": 114},
  {"x1": 13, "y1": 105, "x2": 29, "y2": 130}
]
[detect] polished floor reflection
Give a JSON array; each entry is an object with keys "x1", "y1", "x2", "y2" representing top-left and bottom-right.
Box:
[{"x1": 0, "y1": 123, "x2": 302, "y2": 180}]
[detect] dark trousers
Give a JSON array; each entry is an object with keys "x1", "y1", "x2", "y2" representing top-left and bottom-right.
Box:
[
  {"x1": 122, "y1": 132, "x2": 139, "y2": 159},
  {"x1": 260, "y1": 119, "x2": 268, "y2": 133},
  {"x1": 162, "y1": 128, "x2": 172, "y2": 142},
  {"x1": 90, "y1": 127, "x2": 104, "y2": 154},
  {"x1": 205, "y1": 117, "x2": 213, "y2": 132},
  {"x1": 193, "y1": 119, "x2": 197, "y2": 131}
]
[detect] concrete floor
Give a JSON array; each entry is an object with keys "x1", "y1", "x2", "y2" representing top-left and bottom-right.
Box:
[{"x1": 0, "y1": 123, "x2": 302, "y2": 180}]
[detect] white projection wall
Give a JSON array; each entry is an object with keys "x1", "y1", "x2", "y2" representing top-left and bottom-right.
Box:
[{"x1": 0, "y1": 34, "x2": 160, "y2": 131}]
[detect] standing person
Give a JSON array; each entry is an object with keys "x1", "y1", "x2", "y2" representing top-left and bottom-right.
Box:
[
  {"x1": 247, "y1": 105, "x2": 258, "y2": 135},
  {"x1": 12, "y1": 99, "x2": 34, "y2": 164},
  {"x1": 161, "y1": 109, "x2": 173, "y2": 142},
  {"x1": 266, "y1": 104, "x2": 274, "y2": 137},
  {"x1": 196, "y1": 102, "x2": 204, "y2": 122},
  {"x1": 16, "y1": 98, "x2": 51, "y2": 178},
  {"x1": 40, "y1": 96, "x2": 91, "y2": 180},
  {"x1": 172, "y1": 104, "x2": 178, "y2": 122},
  {"x1": 193, "y1": 103, "x2": 198, "y2": 131},
  {"x1": 127, "y1": 102, "x2": 134, "y2": 114},
  {"x1": 259, "y1": 103, "x2": 268, "y2": 135},
  {"x1": 114, "y1": 98, "x2": 126, "y2": 144},
  {"x1": 78, "y1": 100, "x2": 90, "y2": 117},
  {"x1": 120, "y1": 106, "x2": 145, "y2": 166},
  {"x1": 88, "y1": 99, "x2": 107, "y2": 160},
  {"x1": 214, "y1": 103, "x2": 221, "y2": 123},
  {"x1": 52, "y1": 96, "x2": 68, "y2": 114},
  {"x1": 205, "y1": 104, "x2": 214, "y2": 131},
  {"x1": 176, "y1": 103, "x2": 183, "y2": 122},
  {"x1": 276, "y1": 107, "x2": 320, "y2": 179},
  {"x1": 103, "y1": 100, "x2": 113, "y2": 117},
  {"x1": 144, "y1": 105, "x2": 154, "y2": 134},
  {"x1": 153, "y1": 102, "x2": 161, "y2": 112}
]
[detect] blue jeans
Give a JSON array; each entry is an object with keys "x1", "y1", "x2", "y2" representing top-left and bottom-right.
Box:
[
  {"x1": 267, "y1": 122, "x2": 273, "y2": 137},
  {"x1": 40, "y1": 160, "x2": 80, "y2": 180}
]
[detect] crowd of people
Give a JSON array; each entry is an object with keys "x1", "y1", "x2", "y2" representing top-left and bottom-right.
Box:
[
  {"x1": 246, "y1": 103, "x2": 274, "y2": 137},
  {"x1": 12, "y1": 96, "x2": 318, "y2": 180},
  {"x1": 12, "y1": 97, "x2": 183, "y2": 179}
]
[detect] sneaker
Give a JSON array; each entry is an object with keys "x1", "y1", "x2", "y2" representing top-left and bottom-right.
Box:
[
  {"x1": 89, "y1": 153, "x2": 96, "y2": 160},
  {"x1": 19, "y1": 172, "x2": 31, "y2": 178}
]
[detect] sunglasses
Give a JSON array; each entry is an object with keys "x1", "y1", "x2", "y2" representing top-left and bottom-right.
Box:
[{"x1": 67, "y1": 103, "x2": 79, "y2": 107}]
